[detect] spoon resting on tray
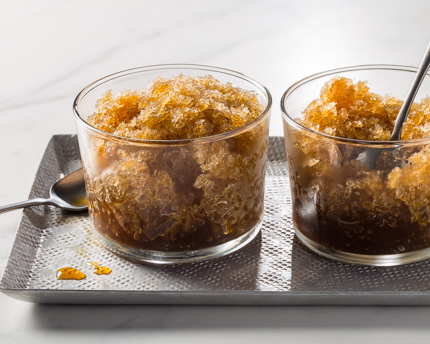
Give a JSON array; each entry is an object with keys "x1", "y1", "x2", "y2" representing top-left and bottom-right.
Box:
[
  {"x1": 0, "y1": 168, "x2": 87, "y2": 214},
  {"x1": 357, "y1": 41, "x2": 430, "y2": 168}
]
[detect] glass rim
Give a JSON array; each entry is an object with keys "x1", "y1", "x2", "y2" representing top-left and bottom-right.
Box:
[
  {"x1": 281, "y1": 64, "x2": 430, "y2": 147},
  {"x1": 73, "y1": 63, "x2": 272, "y2": 146}
]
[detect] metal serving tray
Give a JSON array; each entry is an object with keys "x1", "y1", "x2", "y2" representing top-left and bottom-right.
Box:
[{"x1": 2, "y1": 135, "x2": 430, "y2": 305}]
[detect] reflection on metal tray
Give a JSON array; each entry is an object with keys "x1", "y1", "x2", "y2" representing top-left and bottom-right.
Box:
[{"x1": 1, "y1": 135, "x2": 430, "y2": 305}]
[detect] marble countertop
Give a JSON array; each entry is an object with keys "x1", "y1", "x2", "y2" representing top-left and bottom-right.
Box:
[{"x1": 1, "y1": 0, "x2": 430, "y2": 342}]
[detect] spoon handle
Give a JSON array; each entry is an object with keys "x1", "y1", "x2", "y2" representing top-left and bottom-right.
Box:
[
  {"x1": 0, "y1": 198, "x2": 49, "y2": 215},
  {"x1": 390, "y1": 41, "x2": 430, "y2": 140}
]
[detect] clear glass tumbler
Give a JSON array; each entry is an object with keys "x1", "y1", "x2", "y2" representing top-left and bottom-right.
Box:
[
  {"x1": 281, "y1": 65, "x2": 430, "y2": 266},
  {"x1": 74, "y1": 64, "x2": 271, "y2": 264}
]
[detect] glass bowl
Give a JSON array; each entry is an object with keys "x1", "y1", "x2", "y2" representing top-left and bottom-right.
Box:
[
  {"x1": 74, "y1": 64, "x2": 271, "y2": 264},
  {"x1": 281, "y1": 65, "x2": 430, "y2": 266}
]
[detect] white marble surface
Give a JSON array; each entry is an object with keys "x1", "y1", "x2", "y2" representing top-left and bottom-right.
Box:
[{"x1": 1, "y1": 0, "x2": 430, "y2": 342}]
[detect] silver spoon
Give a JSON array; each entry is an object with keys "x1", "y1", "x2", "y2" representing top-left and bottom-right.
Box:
[
  {"x1": 357, "y1": 41, "x2": 430, "y2": 168},
  {"x1": 0, "y1": 168, "x2": 87, "y2": 214}
]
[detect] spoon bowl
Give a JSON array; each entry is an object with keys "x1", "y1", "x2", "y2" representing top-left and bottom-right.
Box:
[{"x1": 0, "y1": 168, "x2": 87, "y2": 214}]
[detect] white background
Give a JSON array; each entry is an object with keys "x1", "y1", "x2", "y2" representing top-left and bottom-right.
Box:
[{"x1": 1, "y1": 0, "x2": 430, "y2": 343}]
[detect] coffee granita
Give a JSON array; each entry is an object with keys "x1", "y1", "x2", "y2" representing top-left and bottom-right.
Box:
[
  {"x1": 286, "y1": 76, "x2": 430, "y2": 255},
  {"x1": 84, "y1": 74, "x2": 269, "y2": 252}
]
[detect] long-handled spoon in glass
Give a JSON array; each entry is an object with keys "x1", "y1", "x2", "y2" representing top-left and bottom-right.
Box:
[{"x1": 357, "y1": 41, "x2": 430, "y2": 168}]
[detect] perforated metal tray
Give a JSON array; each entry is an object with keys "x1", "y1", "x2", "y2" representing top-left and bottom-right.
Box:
[{"x1": 2, "y1": 135, "x2": 430, "y2": 305}]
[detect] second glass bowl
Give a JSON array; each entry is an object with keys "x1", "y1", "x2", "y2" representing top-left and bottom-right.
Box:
[{"x1": 281, "y1": 65, "x2": 430, "y2": 266}]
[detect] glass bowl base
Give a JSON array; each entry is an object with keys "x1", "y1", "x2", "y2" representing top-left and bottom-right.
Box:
[
  {"x1": 94, "y1": 218, "x2": 263, "y2": 265},
  {"x1": 294, "y1": 226, "x2": 430, "y2": 266}
]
